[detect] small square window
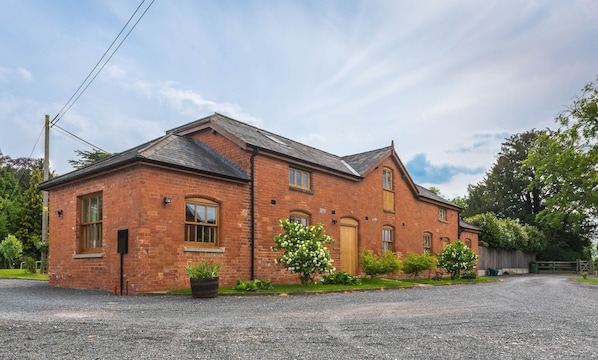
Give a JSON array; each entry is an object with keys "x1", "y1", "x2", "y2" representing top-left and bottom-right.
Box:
[
  {"x1": 438, "y1": 207, "x2": 447, "y2": 222},
  {"x1": 289, "y1": 168, "x2": 311, "y2": 191}
]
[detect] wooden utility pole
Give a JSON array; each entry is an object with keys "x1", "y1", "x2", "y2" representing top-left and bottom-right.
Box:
[{"x1": 40, "y1": 115, "x2": 49, "y2": 274}]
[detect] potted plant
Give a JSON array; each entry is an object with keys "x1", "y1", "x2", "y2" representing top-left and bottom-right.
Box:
[{"x1": 185, "y1": 258, "x2": 221, "y2": 298}]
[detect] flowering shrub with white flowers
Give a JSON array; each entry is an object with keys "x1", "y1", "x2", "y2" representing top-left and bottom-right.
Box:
[
  {"x1": 437, "y1": 240, "x2": 479, "y2": 280},
  {"x1": 271, "y1": 219, "x2": 335, "y2": 286}
]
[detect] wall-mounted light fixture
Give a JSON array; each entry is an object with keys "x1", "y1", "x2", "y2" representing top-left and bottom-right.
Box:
[
  {"x1": 55, "y1": 210, "x2": 63, "y2": 217},
  {"x1": 163, "y1": 197, "x2": 171, "y2": 206},
  {"x1": 331, "y1": 219, "x2": 337, "y2": 225}
]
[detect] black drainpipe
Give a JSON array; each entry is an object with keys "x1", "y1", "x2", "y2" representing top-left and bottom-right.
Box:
[
  {"x1": 457, "y1": 209, "x2": 462, "y2": 240},
  {"x1": 250, "y1": 147, "x2": 259, "y2": 280}
]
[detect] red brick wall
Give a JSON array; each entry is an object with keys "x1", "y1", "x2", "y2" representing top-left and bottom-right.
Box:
[
  {"x1": 244, "y1": 152, "x2": 462, "y2": 283},
  {"x1": 47, "y1": 164, "x2": 250, "y2": 294},
  {"x1": 47, "y1": 129, "x2": 475, "y2": 293}
]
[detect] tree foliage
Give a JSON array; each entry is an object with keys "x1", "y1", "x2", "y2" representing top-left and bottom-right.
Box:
[
  {"x1": 465, "y1": 212, "x2": 546, "y2": 253},
  {"x1": 459, "y1": 76, "x2": 598, "y2": 260},
  {"x1": 0, "y1": 151, "x2": 48, "y2": 263},
  {"x1": 271, "y1": 220, "x2": 335, "y2": 286},
  {"x1": 462, "y1": 130, "x2": 545, "y2": 223},
  {"x1": 437, "y1": 240, "x2": 478, "y2": 280},
  {"x1": 523, "y1": 76, "x2": 598, "y2": 258},
  {"x1": 402, "y1": 252, "x2": 436, "y2": 278},
  {"x1": 359, "y1": 248, "x2": 401, "y2": 279},
  {"x1": 0, "y1": 234, "x2": 23, "y2": 268},
  {"x1": 68, "y1": 149, "x2": 113, "y2": 169}
]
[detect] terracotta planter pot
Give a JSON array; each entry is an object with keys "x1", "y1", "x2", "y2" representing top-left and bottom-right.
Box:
[{"x1": 190, "y1": 277, "x2": 219, "y2": 298}]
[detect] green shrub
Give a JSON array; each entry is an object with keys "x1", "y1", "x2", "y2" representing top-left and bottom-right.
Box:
[
  {"x1": 0, "y1": 235, "x2": 23, "y2": 269},
  {"x1": 460, "y1": 271, "x2": 477, "y2": 279},
  {"x1": 359, "y1": 248, "x2": 401, "y2": 279},
  {"x1": 233, "y1": 279, "x2": 273, "y2": 292},
  {"x1": 271, "y1": 220, "x2": 335, "y2": 286},
  {"x1": 185, "y1": 258, "x2": 221, "y2": 279},
  {"x1": 402, "y1": 252, "x2": 436, "y2": 278},
  {"x1": 21, "y1": 256, "x2": 37, "y2": 274},
  {"x1": 319, "y1": 272, "x2": 361, "y2": 285},
  {"x1": 437, "y1": 240, "x2": 479, "y2": 280}
]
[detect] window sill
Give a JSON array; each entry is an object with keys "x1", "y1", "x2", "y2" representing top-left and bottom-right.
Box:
[
  {"x1": 438, "y1": 219, "x2": 449, "y2": 224},
  {"x1": 73, "y1": 253, "x2": 103, "y2": 259},
  {"x1": 289, "y1": 186, "x2": 313, "y2": 195},
  {"x1": 184, "y1": 246, "x2": 225, "y2": 253}
]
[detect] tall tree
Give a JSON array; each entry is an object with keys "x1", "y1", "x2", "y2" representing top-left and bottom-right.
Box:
[
  {"x1": 462, "y1": 130, "x2": 545, "y2": 223},
  {"x1": 68, "y1": 149, "x2": 113, "y2": 169},
  {"x1": 524, "y1": 76, "x2": 598, "y2": 258},
  {"x1": 14, "y1": 168, "x2": 43, "y2": 257}
]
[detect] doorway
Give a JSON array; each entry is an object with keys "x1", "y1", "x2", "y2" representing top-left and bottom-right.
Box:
[{"x1": 340, "y1": 218, "x2": 358, "y2": 275}]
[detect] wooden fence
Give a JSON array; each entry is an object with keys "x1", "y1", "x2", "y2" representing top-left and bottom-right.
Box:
[
  {"x1": 536, "y1": 260, "x2": 592, "y2": 273},
  {"x1": 477, "y1": 247, "x2": 536, "y2": 271}
]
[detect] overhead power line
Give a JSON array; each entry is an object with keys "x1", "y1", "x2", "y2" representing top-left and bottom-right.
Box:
[
  {"x1": 52, "y1": 124, "x2": 109, "y2": 153},
  {"x1": 51, "y1": 0, "x2": 155, "y2": 128}
]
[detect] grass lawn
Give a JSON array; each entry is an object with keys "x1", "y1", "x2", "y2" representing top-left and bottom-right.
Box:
[
  {"x1": 569, "y1": 277, "x2": 598, "y2": 285},
  {"x1": 169, "y1": 276, "x2": 497, "y2": 295},
  {"x1": 0, "y1": 269, "x2": 49, "y2": 281}
]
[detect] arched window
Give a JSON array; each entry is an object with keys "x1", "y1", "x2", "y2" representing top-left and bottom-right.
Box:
[
  {"x1": 423, "y1": 232, "x2": 432, "y2": 254},
  {"x1": 185, "y1": 198, "x2": 219, "y2": 247},
  {"x1": 383, "y1": 168, "x2": 392, "y2": 190},
  {"x1": 290, "y1": 211, "x2": 310, "y2": 226},
  {"x1": 382, "y1": 168, "x2": 394, "y2": 211},
  {"x1": 382, "y1": 226, "x2": 394, "y2": 252},
  {"x1": 464, "y1": 238, "x2": 472, "y2": 247}
]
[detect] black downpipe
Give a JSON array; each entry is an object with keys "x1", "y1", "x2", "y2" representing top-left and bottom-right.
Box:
[
  {"x1": 457, "y1": 209, "x2": 462, "y2": 240},
  {"x1": 250, "y1": 148, "x2": 259, "y2": 280}
]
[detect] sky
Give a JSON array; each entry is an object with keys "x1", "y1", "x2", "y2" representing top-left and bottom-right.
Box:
[{"x1": 1, "y1": 0, "x2": 597, "y2": 199}]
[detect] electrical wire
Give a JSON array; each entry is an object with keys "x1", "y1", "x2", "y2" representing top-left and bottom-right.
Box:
[
  {"x1": 52, "y1": 124, "x2": 109, "y2": 153},
  {"x1": 51, "y1": 0, "x2": 155, "y2": 127}
]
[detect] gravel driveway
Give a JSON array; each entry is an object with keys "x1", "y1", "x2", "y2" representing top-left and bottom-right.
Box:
[{"x1": 1, "y1": 275, "x2": 597, "y2": 359}]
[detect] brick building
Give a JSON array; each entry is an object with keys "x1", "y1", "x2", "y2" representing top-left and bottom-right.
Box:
[{"x1": 40, "y1": 113, "x2": 479, "y2": 294}]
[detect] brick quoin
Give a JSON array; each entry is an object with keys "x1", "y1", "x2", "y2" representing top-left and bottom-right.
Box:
[{"x1": 43, "y1": 117, "x2": 478, "y2": 294}]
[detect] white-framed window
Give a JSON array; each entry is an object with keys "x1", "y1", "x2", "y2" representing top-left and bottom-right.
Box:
[
  {"x1": 438, "y1": 207, "x2": 447, "y2": 222},
  {"x1": 382, "y1": 226, "x2": 394, "y2": 252},
  {"x1": 423, "y1": 232, "x2": 432, "y2": 254},
  {"x1": 290, "y1": 211, "x2": 310, "y2": 226}
]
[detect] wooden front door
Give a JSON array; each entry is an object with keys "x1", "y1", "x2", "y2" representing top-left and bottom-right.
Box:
[{"x1": 340, "y1": 218, "x2": 359, "y2": 275}]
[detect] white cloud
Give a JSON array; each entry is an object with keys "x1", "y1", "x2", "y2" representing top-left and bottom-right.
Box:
[
  {"x1": 102, "y1": 65, "x2": 126, "y2": 79},
  {"x1": 0, "y1": 66, "x2": 33, "y2": 82}
]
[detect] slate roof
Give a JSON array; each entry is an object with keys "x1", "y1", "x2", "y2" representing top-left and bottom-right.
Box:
[
  {"x1": 40, "y1": 113, "x2": 460, "y2": 211},
  {"x1": 460, "y1": 219, "x2": 482, "y2": 232},
  {"x1": 341, "y1": 146, "x2": 393, "y2": 175},
  {"x1": 178, "y1": 115, "x2": 459, "y2": 209},
  {"x1": 169, "y1": 113, "x2": 363, "y2": 177},
  {"x1": 39, "y1": 134, "x2": 248, "y2": 190},
  {"x1": 415, "y1": 184, "x2": 460, "y2": 208}
]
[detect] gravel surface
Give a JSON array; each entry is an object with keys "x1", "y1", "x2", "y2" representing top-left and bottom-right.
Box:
[{"x1": 1, "y1": 275, "x2": 597, "y2": 359}]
